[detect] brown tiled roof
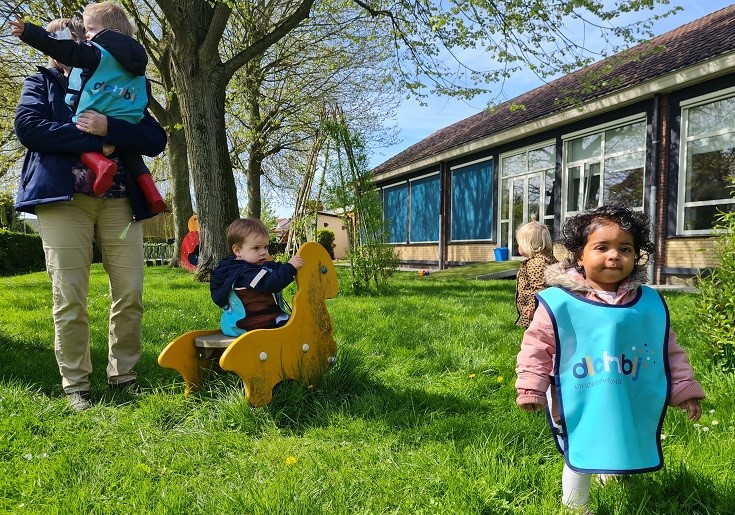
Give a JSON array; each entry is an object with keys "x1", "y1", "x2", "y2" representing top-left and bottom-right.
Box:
[{"x1": 374, "y1": 5, "x2": 735, "y2": 175}]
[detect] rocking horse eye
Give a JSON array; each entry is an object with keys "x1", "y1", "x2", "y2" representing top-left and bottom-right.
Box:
[{"x1": 320, "y1": 266, "x2": 328, "y2": 274}]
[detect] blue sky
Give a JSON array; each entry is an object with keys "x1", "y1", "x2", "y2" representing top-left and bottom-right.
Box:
[{"x1": 368, "y1": 1, "x2": 734, "y2": 169}]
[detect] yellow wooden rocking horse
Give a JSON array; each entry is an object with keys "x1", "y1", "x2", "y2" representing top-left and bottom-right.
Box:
[{"x1": 158, "y1": 242, "x2": 338, "y2": 406}]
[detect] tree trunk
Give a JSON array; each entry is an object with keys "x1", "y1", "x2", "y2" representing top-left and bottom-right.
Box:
[
  {"x1": 246, "y1": 144, "x2": 264, "y2": 219},
  {"x1": 172, "y1": 67, "x2": 240, "y2": 279},
  {"x1": 153, "y1": 0, "x2": 314, "y2": 278},
  {"x1": 245, "y1": 57, "x2": 264, "y2": 219},
  {"x1": 131, "y1": 20, "x2": 195, "y2": 270},
  {"x1": 166, "y1": 124, "x2": 193, "y2": 268}
]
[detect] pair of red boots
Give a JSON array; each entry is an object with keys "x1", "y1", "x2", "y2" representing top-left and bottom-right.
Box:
[{"x1": 81, "y1": 152, "x2": 167, "y2": 214}]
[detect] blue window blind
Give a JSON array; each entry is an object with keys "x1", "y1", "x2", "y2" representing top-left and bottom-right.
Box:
[
  {"x1": 383, "y1": 184, "x2": 408, "y2": 243},
  {"x1": 409, "y1": 175, "x2": 440, "y2": 242},
  {"x1": 451, "y1": 161, "x2": 493, "y2": 241}
]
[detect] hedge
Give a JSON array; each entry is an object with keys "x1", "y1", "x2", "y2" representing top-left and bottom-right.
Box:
[
  {"x1": 316, "y1": 228, "x2": 336, "y2": 259},
  {"x1": 0, "y1": 230, "x2": 46, "y2": 276}
]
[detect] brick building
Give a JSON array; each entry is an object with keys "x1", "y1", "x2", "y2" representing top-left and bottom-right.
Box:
[{"x1": 373, "y1": 5, "x2": 735, "y2": 284}]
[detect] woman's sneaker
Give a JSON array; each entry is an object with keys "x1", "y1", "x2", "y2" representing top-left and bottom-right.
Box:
[{"x1": 66, "y1": 390, "x2": 91, "y2": 411}]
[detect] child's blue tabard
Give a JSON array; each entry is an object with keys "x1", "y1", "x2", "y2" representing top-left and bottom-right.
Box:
[
  {"x1": 220, "y1": 289, "x2": 248, "y2": 337},
  {"x1": 537, "y1": 285, "x2": 671, "y2": 473},
  {"x1": 66, "y1": 42, "x2": 148, "y2": 124},
  {"x1": 220, "y1": 289, "x2": 287, "y2": 337}
]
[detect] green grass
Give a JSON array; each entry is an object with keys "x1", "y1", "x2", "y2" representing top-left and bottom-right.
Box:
[
  {"x1": 1, "y1": 265, "x2": 733, "y2": 514},
  {"x1": 336, "y1": 260, "x2": 520, "y2": 280}
]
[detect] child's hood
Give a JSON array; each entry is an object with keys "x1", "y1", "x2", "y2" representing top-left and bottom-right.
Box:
[
  {"x1": 210, "y1": 256, "x2": 246, "y2": 308},
  {"x1": 92, "y1": 29, "x2": 147, "y2": 76},
  {"x1": 543, "y1": 261, "x2": 648, "y2": 294}
]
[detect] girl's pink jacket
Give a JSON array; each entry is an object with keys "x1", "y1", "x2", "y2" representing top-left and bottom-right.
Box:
[{"x1": 515, "y1": 263, "x2": 705, "y2": 408}]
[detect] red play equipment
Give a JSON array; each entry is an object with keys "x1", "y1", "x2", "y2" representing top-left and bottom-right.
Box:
[{"x1": 181, "y1": 214, "x2": 200, "y2": 272}]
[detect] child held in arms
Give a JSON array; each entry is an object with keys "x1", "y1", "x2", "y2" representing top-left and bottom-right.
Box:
[
  {"x1": 515, "y1": 204, "x2": 705, "y2": 513},
  {"x1": 9, "y1": 1, "x2": 166, "y2": 214},
  {"x1": 210, "y1": 218, "x2": 303, "y2": 336}
]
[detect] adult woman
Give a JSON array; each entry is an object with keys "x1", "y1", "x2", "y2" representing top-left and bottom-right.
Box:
[{"x1": 13, "y1": 18, "x2": 167, "y2": 410}]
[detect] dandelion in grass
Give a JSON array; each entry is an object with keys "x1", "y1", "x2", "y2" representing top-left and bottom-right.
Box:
[
  {"x1": 468, "y1": 373, "x2": 476, "y2": 379},
  {"x1": 495, "y1": 376, "x2": 504, "y2": 383},
  {"x1": 285, "y1": 456, "x2": 297, "y2": 465}
]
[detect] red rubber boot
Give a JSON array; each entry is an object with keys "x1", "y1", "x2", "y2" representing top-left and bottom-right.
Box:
[
  {"x1": 136, "y1": 174, "x2": 167, "y2": 214},
  {"x1": 81, "y1": 152, "x2": 117, "y2": 195}
]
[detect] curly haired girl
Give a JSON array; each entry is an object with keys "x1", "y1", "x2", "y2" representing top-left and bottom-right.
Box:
[{"x1": 515, "y1": 204, "x2": 704, "y2": 512}]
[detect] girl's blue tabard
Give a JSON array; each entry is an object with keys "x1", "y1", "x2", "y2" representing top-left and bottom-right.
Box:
[
  {"x1": 66, "y1": 42, "x2": 148, "y2": 123},
  {"x1": 537, "y1": 286, "x2": 671, "y2": 473}
]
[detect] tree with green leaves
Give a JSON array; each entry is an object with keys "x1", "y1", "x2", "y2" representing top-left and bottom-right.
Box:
[
  {"x1": 122, "y1": 0, "x2": 194, "y2": 268},
  {"x1": 132, "y1": 0, "x2": 679, "y2": 280},
  {"x1": 696, "y1": 184, "x2": 735, "y2": 372},
  {"x1": 2, "y1": 0, "x2": 679, "y2": 281},
  {"x1": 226, "y1": 1, "x2": 399, "y2": 221}
]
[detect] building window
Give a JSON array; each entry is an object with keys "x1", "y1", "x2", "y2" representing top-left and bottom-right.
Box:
[
  {"x1": 563, "y1": 117, "x2": 646, "y2": 219},
  {"x1": 382, "y1": 183, "x2": 408, "y2": 243},
  {"x1": 679, "y1": 91, "x2": 735, "y2": 234},
  {"x1": 499, "y1": 143, "x2": 556, "y2": 255},
  {"x1": 409, "y1": 173, "x2": 440, "y2": 242},
  {"x1": 450, "y1": 159, "x2": 493, "y2": 241}
]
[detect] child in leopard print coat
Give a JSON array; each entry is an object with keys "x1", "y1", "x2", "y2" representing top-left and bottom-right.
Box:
[{"x1": 514, "y1": 221, "x2": 557, "y2": 327}]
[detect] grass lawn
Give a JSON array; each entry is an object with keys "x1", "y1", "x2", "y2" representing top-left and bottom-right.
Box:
[{"x1": 1, "y1": 264, "x2": 733, "y2": 514}]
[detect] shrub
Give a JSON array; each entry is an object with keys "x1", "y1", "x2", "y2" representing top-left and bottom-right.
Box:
[
  {"x1": 0, "y1": 230, "x2": 46, "y2": 276},
  {"x1": 696, "y1": 209, "x2": 735, "y2": 371},
  {"x1": 316, "y1": 229, "x2": 336, "y2": 259},
  {"x1": 10, "y1": 220, "x2": 36, "y2": 234},
  {"x1": 268, "y1": 240, "x2": 286, "y2": 256}
]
